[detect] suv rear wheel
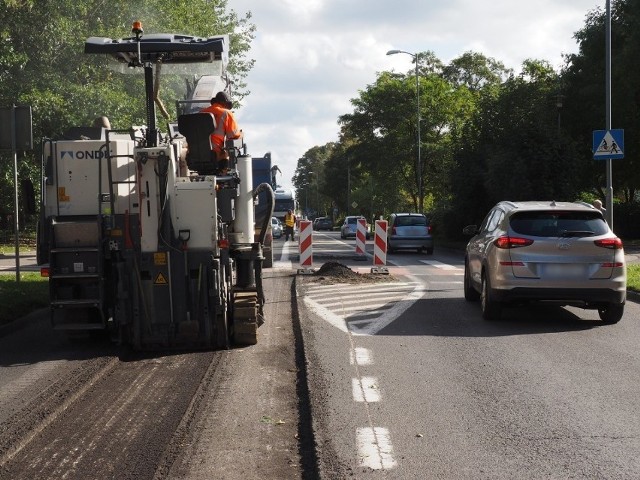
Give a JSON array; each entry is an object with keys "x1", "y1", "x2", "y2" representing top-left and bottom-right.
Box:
[
  {"x1": 481, "y1": 273, "x2": 502, "y2": 320},
  {"x1": 598, "y1": 303, "x2": 624, "y2": 324}
]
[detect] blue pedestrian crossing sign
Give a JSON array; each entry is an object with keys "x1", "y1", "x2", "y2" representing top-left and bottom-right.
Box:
[{"x1": 593, "y1": 129, "x2": 624, "y2": 160}]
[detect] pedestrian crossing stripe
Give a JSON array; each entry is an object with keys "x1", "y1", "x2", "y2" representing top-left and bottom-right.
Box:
[{"x1": 154, "y1": 272, "x2": 168, "y2": 285}]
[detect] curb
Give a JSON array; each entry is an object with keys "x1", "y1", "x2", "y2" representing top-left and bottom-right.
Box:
[{"x1": 627, "y1": 290, "x2": 640, "y2": 304}]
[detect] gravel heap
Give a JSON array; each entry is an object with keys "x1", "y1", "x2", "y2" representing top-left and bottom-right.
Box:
[{"x1": 311, "y1": 261, "x2": 395, "y2": 284}]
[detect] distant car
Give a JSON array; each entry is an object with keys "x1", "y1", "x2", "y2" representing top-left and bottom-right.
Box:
[
  {"x1": 387, "y1": 213, "x2": 433, "y2": 254},
  {"x1": 313, "y1": 216, "x2": 333, "y2": 231},
  {"x1": 340, "y1": 216, "x2": 370, "y2": 239},
  {"x1": 463, "y1": 200, "x2": 626, "y2": 323},
  {"x1": 271, "y1": 217, "x2": 283, "y2": 239}
]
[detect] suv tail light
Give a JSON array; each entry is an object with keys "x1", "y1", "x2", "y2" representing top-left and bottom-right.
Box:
[
  {"x1": 594, "y1": 237, "x2": 623, "y2": 250},
  {"x1": 494, "y1": 236, "x2": 534, "y2": 249}
]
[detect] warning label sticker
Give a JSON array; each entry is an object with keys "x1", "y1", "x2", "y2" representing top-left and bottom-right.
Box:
[{"x1": 154, "y1": 272, "x2": 168, "y2": 285}]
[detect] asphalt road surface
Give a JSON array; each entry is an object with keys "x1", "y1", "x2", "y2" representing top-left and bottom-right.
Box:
[
  {"x1": 0, "y1": 268, "x2": 312, "y2": 480},
  {"x1": 298, "y1": 231, "x2": 640, "y2": 479},
  {"x1": 2, "y1": 233, "x2": 640, "y2": 479}
]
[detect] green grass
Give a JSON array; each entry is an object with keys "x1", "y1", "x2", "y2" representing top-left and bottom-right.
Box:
[
  {"x1": 0, "y1": 273, "x2": 49, "y2": 326},
  {"x1": 0, "y1": 229, "x2": 37, "y2": 255},
  {"x1": 628, "y1": 264, "x2": 640, "y2": 292}
]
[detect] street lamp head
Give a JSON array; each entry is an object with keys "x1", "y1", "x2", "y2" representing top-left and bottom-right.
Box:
[{"x1": 386, "y1": 49, "x2": 417, "y2": 59}]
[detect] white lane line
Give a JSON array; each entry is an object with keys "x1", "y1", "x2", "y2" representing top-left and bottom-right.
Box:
[
  {"x1": 307, "y1": 281, "x2": 419, "y2": 291},
  {"x1": 273, "y1": 241, "x2": 294, "y2": 270},
  {"x1": 352, "y1": 376, "x2": 380, "y2": 402},
  {"x1": 350, "y1": 347, "x2": 372, "y2": 366},
  {"x1": 303, "y1": 281, "x2": 427, "y2": 335},
  {"x1": 356, "y1": 427, "x2": 397, "y2": 470},
  {"x1": 420, "y1": 259, "x2": 462, "y2": 270},
  {"x1": 303, "y1": 296, "x2": 348, "y2": 333},
  {"x1": 331, "y1": 301, "x2": 397, "y2": 314},
  {"x1": 306, "y1": 282, "x2": 417, "y2": 295},
  {"x1": 351, "y1": 284, "x2": 428, "y2": 336},
  {"x1": 273, "y1": 261, "x2": 294, "y2": 269}
]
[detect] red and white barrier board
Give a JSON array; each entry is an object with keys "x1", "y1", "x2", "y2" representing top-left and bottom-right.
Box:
[
  {"x1": 298, "y1": 219, "x2": 313, "y2": 268},
  {"x1": 355, "y1": 218, "x2": 367, "y2": 255},
  {"x1": 373, "y1": 220, "x2": 387, "y2": 266}
]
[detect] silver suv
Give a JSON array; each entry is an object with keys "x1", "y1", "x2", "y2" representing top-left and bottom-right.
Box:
[
  {"x1": 388, "y1": 213, "x2": 433, "y2": 254},
  {"x1": 463, "y1": 201, "x2": 626, "y2": 323}
]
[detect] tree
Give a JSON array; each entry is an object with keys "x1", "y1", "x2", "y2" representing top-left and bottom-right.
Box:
[
  {"x1": 562, "y1": 0, "x2": 640, "y2": 204},
  {"x1": 337, "y1": 59, "x2": 475, "y2": 215},
  {"x1": 0, "y1": 0, "x2": 255, "y2": 228},
  {"x1": 444, "y1": 59, "x2": 583, "y2": 238},
  {"x1": 442, "y1": 51, "x2": 511, "y2": 92},
  {"x1": 292, "y1": 144, "x2": 341, "y2": 218}
]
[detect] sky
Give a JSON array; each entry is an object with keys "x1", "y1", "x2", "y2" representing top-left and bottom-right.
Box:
[{"x1": 228, "y1": 0, "x2": 603, "y2": 193}]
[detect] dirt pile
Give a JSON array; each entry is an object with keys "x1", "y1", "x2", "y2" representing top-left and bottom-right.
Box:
[{"x1": 311, "y1": 261, "x2": 395, "y2": 284}]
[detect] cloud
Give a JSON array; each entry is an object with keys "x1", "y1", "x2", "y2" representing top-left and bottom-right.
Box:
[{"x1": 229, "y1": 0, "x2": 600, "y2": 192}]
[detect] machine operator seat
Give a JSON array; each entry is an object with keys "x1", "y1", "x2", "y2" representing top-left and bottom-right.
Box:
[{"x1": 177, "y1": 113, "x2": 217, "y2": 176}]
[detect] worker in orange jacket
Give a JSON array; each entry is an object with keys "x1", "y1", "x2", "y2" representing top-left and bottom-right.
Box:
[{"x1": 200, "y1": 91, "x2": 242, "y2": 172}]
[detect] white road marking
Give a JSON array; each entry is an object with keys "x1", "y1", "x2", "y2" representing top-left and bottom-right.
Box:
[
  {"x1": 356, "y1": 427, "x2": 397, "y2": 470},
  {"x1": 352, "y1": 376, "x2": 380, "y2": 402},
  {"x1": 351, "y1": 284, "x2": 428, "y2": 336},
  {"x1": 273, "y1": 241, "x2": 294, "y2": 270},
  {"x1": 303, "y1": 296, "x2": 349, "y2": 333},
  {"x1": 302, "y1": 281, "x2": 426, "y2": 335},
  {"x1": 420, "y1": 259, "x2": 462, "y2": 270},
  {"x1": 272, "y1": 261, "x2": 294, "y2": 270},
  {"x1": 350, "y1": 347, "x2": 372, "y2": 366}
]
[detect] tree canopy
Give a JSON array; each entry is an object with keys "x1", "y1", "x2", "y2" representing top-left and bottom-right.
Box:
[
  {"x1": 292, "y1": 0, "x2": 640, "y2": 238},
  {"x1": 0, "y1": 0, "x2": 255, "y2": 225}
]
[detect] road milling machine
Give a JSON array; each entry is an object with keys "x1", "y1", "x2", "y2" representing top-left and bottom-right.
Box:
[{"x1": 37, "y1": 23, "x2": 274, "y2": 350}]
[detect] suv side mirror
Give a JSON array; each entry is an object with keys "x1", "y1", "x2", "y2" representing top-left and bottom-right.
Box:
[{"x1": 462, "y1": 225, "x2": 478, "y2": 236}]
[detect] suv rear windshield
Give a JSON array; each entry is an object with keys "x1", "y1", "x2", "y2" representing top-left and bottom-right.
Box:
[
  {"x1": 395, "y1": 215, "x2": 427, "y2": 227},
  {"x1": 509, "y1": 211, "x2": 608, "y2": 237}
]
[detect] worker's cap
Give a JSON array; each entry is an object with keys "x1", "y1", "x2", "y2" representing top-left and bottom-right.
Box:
[
  {"x1": 287, "y1": 209, "x2": 292, "y2": 213},
  {"x1": 211, "y1": 91, "x2": 233, "y2": 109}
]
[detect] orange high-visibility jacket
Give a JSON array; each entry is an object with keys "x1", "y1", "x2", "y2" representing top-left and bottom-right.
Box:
[{"x1": 200, "y1": 104, "x2": 241, "y2": 152}]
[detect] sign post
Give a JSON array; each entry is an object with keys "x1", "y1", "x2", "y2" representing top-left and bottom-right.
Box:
[
  {"x1": 0, "y1": 105, "x2": 33, "y2": 282},
  {"x1": 592, "y1": 128, "x2": 623, "y2": 227}
]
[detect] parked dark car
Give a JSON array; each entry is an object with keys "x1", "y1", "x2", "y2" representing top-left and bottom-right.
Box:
[
  {"x1": 387, "y1": 213, "x2": 433, "y2": 254},
  {"x1": 313, "y1": 217, "x2": 333, "y2": 231}
]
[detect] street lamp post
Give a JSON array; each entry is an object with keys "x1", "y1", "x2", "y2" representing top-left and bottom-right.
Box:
[
  {"x1": 556, "y1": 93, "x2": 564, "y2": 136},
  {"x1": 605, "y1": 0, "x2": 614, "y2": 226},
  {"x1": 315, "y1": 171, "x2": 319, "y2": 215},
  {"x1": 387, "y1": 49, "x2": 422, "y2": 213}
]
